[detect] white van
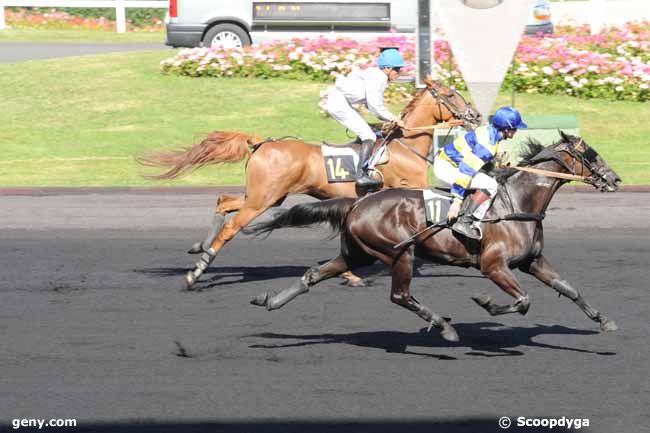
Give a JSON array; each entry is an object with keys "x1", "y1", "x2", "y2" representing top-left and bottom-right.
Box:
[
  {"x1": 166, "y1": 0, "x2": 417, "y2": 48},
  {"x1": 165, "y1": 0, "x2": 552, "y2": 49}
]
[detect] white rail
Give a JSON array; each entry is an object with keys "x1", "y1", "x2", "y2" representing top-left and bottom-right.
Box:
[{"x1": 0, "y1": 0, "x2": 168, "y2": 33}]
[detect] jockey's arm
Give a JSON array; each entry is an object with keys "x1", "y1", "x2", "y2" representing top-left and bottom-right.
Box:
[{"x1": 365, "y1": 75, "x2": 397, "y2": 122}]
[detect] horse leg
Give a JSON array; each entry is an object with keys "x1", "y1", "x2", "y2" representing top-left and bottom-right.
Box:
[
  {"x1": 188, "y1": 195, "x2": 244, "y2": 254},
  {"x1": 186, "y1": 204, "x2": 267, "y2": 289},
  {"x1": 250, "y1": 255, "x2": 349, "y2": 311},
  {"x1": 473, "y1": 261, "x2": 531, "y2": 316},
  {"x1": 389, "y1": 252, "x2": 459, "y2": 342},
  {"x1": 520, "y1": 255, "x2": 617, "y2": 332}
]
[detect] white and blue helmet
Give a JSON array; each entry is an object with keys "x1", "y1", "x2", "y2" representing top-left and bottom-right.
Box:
[{"x1": 491, "y1": 106, "x2": 527, "y2": 130}]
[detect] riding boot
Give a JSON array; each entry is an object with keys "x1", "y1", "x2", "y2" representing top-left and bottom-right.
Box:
[
  {"x1": 451, "y1": 191, "x2": 490, "y2": 240},
  {"x1": 355, "y1": 139, "x2": 382, "y2": 189}
]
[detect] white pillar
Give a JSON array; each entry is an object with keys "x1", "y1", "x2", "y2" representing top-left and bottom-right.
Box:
[
  {"x1": 0, "y1": 5, "x2": 6, "y2": 30},
  {"x1": 590, "y1": 0, "x2": 605, "y2": 35},
  {"x1": 115, "y1": 0, "x2": 126, "y2": 33}
]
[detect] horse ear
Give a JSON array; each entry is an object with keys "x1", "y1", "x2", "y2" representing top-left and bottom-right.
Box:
[
  {"x1": 424, "y1": 76, "x2": 434, "y2": 87},
  {"x1": 558, "y1": 129, "x2": 570, "y2": 142}
]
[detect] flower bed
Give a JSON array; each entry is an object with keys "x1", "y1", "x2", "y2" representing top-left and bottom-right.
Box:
[
  {"x1": 161, "y1": 22, "x2": 650, "y2": 102},
  {"x1": 4, "y1": 7, "x2": 165, "y2": 32}
]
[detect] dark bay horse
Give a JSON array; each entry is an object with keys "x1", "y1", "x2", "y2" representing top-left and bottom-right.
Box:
[
  {"x1": 138, "y1": 78, "x2": 480, "y2": 289},
  {"x1": 249, "y1": 132, "x2": 622, "y2": 342}
]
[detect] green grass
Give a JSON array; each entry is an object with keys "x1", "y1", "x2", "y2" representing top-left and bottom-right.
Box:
[
  {"x1": 0, "y1": 28, "x2": 165, "y2": 43},
  {"x1": 1, "y1": 50, "x2": 648, "y2": 186}
]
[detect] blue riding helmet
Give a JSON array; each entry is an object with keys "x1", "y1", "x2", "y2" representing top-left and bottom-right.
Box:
[
  {"x1": 491, "y1": 106, "x2": 528, "y2": 130},
  {"x1": 377, "y1": 49, "x2": 406, "y2": 69}
]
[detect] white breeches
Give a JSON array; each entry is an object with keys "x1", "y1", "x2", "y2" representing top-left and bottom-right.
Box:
[
  {"x1": 433, "y1": 156, "x2": 498, "y2": 220},
  {"x1": 326, "y1": 89, "x2": 376, "y2": 142}
]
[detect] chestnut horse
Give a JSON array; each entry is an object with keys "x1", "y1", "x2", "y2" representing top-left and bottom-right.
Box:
[
  {"x1": 138, "y1": 78, "x2": 480, "y2": 289},
  {"x1": 249, "y1": 132, "x2": 621, "y2": 342}
]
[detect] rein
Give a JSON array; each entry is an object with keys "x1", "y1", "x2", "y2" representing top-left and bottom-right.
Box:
[
  {"x1": 513, "y1": 166, "x2": 589, "y2": 182},
  {"x1": 402, "y1": 120, "x2": 465, "y2": 131}
]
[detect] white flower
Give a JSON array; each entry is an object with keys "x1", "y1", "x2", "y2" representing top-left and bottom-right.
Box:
[
  {"x1": 640, "y1": 83, "x2": 649, "y2": 90},
  {"x1": 615, "y1": 86, "x2": 624, "y2": 92},
  {"x1": 542, "y1": 66, "x2": 554, "y2": 75},
  {"x1": 587, "y1": 65, "x2": 599, "y2": 72}
]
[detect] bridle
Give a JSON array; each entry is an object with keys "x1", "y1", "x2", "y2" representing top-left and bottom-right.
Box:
[
  {"x1": 516, "y1": 138, "x2": 611, "y2": 191},
  {"x1": 553, "y1": 138, "x2": 611, "y2": 190},
  {"x1": 427, "y1": 84, "x2": 482, "y2": 129}
]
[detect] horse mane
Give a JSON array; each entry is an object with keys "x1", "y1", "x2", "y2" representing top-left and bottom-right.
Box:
[
  {"x1": 400, "y1": 76, "x2": 437, "y2": 119},
  {"x1": 495, "y1": 137, "x2": 547, "y2": 184}
]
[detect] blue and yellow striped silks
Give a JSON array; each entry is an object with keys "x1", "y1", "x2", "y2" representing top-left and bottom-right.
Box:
[{"x1": 440, "y1": 125, "x2": 503, "y2": 201}]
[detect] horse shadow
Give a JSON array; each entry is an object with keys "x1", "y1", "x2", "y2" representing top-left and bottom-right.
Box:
[
  {"x1": 248, "y1": 322, "x2": 616, "y2": 360},
  {"x1": 134, "y1": 260, "x2": 485, "y2": 289},
  {"x1": 133, "y1": 265, "x2": 310, "y2": 288}
]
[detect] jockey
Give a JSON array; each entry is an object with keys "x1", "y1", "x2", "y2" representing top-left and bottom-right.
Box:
[
  {"x1": 325, "y1": 48, "x2": 406, "y2": 188},
  {"x1": 433, "y1": 106, "x2": 527, "y2": 239}
]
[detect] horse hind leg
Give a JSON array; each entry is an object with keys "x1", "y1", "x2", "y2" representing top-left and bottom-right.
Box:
[
  {"x1": 251, "y1": 255, "x2": 349, "y2": 311},
  {"x1": 474, "y1": 261, "x2": 531, "y2": 316},
  {"x1": 520, "y1": 255, "x2": 617, "y2": 332},
  {"x1": 389, "y1": 252, "x2": 459, "y2": 342},
  {"x1": 188, "y1": 195, "x2": 245, "y2": 254},
  {"x1": 186, "y1": 203, "x2": 267, "y2": 289}
]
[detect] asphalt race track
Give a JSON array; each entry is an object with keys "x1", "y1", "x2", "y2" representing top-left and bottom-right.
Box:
[
  {"x1": 1, "y1": 191, "x2": 648, "y2": 433},
  {"x1": 0, "y1": 43, "x2": 167, "y2": 63}
]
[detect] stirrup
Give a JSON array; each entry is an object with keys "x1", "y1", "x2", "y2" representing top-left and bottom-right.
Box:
[{"x1": 452, "y1": 218, "x2": 481, "y2": 240}]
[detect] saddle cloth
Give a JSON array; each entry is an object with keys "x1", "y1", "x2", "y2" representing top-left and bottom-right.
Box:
[
  {"x1": 321, "y1": 142, "x2": 390, "y2": 183},
  {"x1": 423, "y1": 188, "x2": 452, "y2": 225}
]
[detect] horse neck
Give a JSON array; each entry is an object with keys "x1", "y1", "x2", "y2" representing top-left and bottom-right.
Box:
[
  {"x1": 507, "y1": 161, "x2": 567, "y2": 215},
  {"x1": 400, "y1": 94, "x2": 447, "y2": 155}
]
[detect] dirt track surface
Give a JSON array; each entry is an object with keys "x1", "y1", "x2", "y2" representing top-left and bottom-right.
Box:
[{"x1": 0, "y1": 191, "x2": 648, "y2": 433}]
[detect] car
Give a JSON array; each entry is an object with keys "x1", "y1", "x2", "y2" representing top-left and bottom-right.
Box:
[
  {"x1": 165, "y1": 0, "x2": 415, "y2": 49},
  {"x1": 165, "y1": 0, "x2": 552, "y2": 49}
]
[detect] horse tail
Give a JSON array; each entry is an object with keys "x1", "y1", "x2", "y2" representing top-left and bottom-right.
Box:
[
  {"x1": 248, "y1": 198, "x2": 357, "y2": 236},
  {"x1": 136, "y1": 131, "x2": 263, "y2": 179}
]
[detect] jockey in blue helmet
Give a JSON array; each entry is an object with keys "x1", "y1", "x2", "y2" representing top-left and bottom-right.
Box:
[
  {"x1": 433, "y1": 106, "x2": 527, "y2": 239},
  {"x1": 323, "y1": 48, "x2": 406, "y2": 188}
]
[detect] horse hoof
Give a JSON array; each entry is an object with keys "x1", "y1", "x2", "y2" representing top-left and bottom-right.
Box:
[
  {"x1": 250, "y1": 293, "x2": 269, "y2": 307},
  {"x1": 600, "y1": 318, "x2": 618, "y2": 332},
  {"x1": 440, "y1": 325, "x2": 460, "y2": 343},
  {"x1": 346, "y1": 278, "x2": 367, "y2": 288},
  {"x1": 471, "y1": 295, "x2": 492, "y2": 307},
  {"x1": 187, "y1": 242, "x2": 203, "y2": 254},
  {"x1": 186, "y1": 271, "x2": 197, "y2": 289}
]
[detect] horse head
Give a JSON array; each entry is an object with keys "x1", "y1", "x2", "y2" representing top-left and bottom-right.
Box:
[
  {"x1": 403, "y1": 77, "x2": 482, "y2": 129},
  {"x1": 552, "y1": 131, "x2": 622, "y2": 192}
]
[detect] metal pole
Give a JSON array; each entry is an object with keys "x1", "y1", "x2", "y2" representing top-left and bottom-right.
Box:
[{"x1": 416, "y1": 0, "x2": 432, "y2": 89}]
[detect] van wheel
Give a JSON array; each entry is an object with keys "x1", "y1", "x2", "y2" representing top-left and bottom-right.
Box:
[{"x1": 203, "y1": 24, "x2": 251, "y2": 49}]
